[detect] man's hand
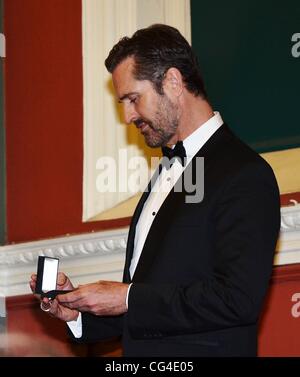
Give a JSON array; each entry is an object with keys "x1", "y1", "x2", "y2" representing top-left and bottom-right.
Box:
[
  {"x1": 56, "y1": 281, "x2": 129, "y2": 316},
  {"x1": 29, "y1": 272, "x2": 79, "y2": 322},
  {"x1": 30, "y1": 271, "x2": 75, "y2": 293}
]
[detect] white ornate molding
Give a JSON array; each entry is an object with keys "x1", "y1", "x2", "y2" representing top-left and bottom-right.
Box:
[
  {"x1": 0, "y1": 228, "x2": 128, "y2": 297},
  {"x1": 280, "y1": 200, "x2": 300, "y2": 230},
  {"x1": 274, "y1": 201, "x2": 300, "y2": 265},
  {"x1": 0, "y1": 201, "x2": 300, "y2": 298}
]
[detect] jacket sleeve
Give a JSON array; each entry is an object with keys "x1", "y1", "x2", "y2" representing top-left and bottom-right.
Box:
[
  {"x1": 68, "y1": 312, "x2": 123, "y2": 343},
  {"x1": 127, "y1": 162, "x2": 281, "y2": 339}
]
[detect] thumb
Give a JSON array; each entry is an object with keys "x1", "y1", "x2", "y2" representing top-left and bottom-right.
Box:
[{"x1": 57, "y1": 272, "x2": 68, "y2": 286}]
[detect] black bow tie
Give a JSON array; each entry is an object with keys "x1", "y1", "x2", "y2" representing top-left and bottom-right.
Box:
[{"x1": 161, "y1": 140, "x2": 186, "y2": 169}]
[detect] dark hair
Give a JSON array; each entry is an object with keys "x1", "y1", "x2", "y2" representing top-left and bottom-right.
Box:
[{"x1": 105, "y1": 24, "x2": 207, "y2": 98}]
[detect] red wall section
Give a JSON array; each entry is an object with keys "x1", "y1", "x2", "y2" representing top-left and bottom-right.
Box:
[
  {"x1": 280, "y1": 192, "x2": 300, "y2": 207},
  {"x1": 6, "y1": 264, "x2": 300, "y2": 356},
  {"x1": 258, "y1": 264, "x2": 300, "y2": 356},
  {"x1": 4, "y1": 0, "x2": 130, "y2": 243},
  {"x1": 6, "y1": 294, "x2": 122, "y2": 356},
  {"x1": 3, "y1": 0, "x2": 299, "y2": 244}
]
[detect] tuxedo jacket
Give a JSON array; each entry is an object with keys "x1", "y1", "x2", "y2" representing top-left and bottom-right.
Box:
[{"x1": 71, "y1": 124, "x2": 281, "y2": 356}]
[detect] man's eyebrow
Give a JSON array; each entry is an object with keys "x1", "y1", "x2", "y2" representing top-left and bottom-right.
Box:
[{"x1": 118, "y1": 92, "x2": 138, "y2": 103}]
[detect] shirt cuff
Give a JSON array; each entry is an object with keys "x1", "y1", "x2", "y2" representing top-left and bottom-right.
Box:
[
  {"x1": 126, "y1": 283, "x2": 133, "y2": 309},
  {"x1": 67, "y1": 312, "x2": 82, "y2": 338}
]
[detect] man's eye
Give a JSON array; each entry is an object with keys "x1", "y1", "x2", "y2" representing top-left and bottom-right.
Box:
[{"x1": 130, "y1": 98, "x2": 137, "y2": 104}]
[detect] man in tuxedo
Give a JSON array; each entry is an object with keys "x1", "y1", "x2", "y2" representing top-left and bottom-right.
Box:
[{"x1": 30, "y1": 24, "x2": 280, "y2": 356}]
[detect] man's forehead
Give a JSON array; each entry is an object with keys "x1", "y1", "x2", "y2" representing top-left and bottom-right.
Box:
[
  {"x1": 112, "y1": 57, "x2": 136, "y2": 95},
  {"x1": 113, "y1": 56, "x2": 135, "y2": 79},
  {"x1": 111, "y1": 57, "x2": 155, "y2": 101}
]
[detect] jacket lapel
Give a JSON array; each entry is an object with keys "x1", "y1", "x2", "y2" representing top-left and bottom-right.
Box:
[
  {"x1": 131, "y1": 153, "x2": 204, "y2": 282},
  {"x1": 130, "y1": 124, "x2": 234, "y2": 282}
]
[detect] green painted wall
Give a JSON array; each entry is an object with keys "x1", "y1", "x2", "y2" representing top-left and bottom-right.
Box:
[
  {"x1": 191, "y1": 0, "x2": 300, "y2": 153},
  {"x1": 0, "y1": 0, "x2": 6, "y2": 244}
]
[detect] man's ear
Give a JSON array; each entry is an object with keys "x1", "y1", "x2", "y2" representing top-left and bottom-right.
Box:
[{"x1": 163, "y1": 67, "x2": 184, "y2": 97}]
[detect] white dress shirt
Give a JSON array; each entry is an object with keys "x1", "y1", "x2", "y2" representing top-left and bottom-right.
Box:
[
  {"x1": 68, "y1": 111, "x2": 224, "y2": 338},
  {"x1": 130, "y1": 111, "x2": 223, "y2": 279}
]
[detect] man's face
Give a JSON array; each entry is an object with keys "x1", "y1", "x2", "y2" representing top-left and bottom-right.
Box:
[{"x1": 112, "y1": 57, "x2": 179, "y2": 147}]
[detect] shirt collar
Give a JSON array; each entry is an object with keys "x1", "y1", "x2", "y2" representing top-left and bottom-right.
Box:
[{"x1": 182, "y1": 111, "x2": 224, "y2": 159}]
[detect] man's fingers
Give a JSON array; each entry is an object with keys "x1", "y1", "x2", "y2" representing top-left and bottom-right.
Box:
[
  {"x1": 48, "y1": 299, "x2": 58, "y2": 315},
  {"x1": 56, "y1": 290, "x2": 89, "y2": 311},
  {"x1": 42, "y1": 296, "x2": 51, "y2": 304},
  {"x1": 58, "y1": 301, "x2": 77, "y2": 310},
  {"x1": 52, "y1": 300, "x2": 80, "y2": 322},
  {"x1": 29, "y1": 274, "x2": 38, "y2": 296},
  {"x1": 57, "y1": 272, "x2": 67, "y2": 285},
  {"x1": 29, "y1": 274, "x2": 37, "y2": 291},
  {"x1": 29, "y1": 280, "x2": 36, "y2": 293},
  {"x1": 56, "y1": 290, "x2": 81, "y2": 304},
  {"x1": 40, "y1": 298, "x2": 79, "y2": 322}
]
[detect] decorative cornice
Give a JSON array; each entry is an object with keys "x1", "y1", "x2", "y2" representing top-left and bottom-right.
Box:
[
  {"x1": 274, "y1": 201, "x2": 300, "y2": 265},
  {"x1": 0, "y1": 228, "x2": 128, "y2": 297},
  {"x1": 0, "y1": 202, "x2": 300, "y2": 297},
  {"x1": 0, "y1": 228, "x2": 127, "y2": 267},
  {"x1": 274, "y1": 199, "x2": 300, "y2": 266},
  {"x1": 280, "y1": 200, "x2": 300, "y2": 231}
]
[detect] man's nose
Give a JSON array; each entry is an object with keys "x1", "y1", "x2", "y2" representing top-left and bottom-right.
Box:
[{"x1": 123, "y1": 104, "x2": 138, "y2": 125}]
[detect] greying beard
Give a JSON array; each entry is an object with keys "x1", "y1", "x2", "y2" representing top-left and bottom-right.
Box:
[
  {"x1": 144, "y1": 96, "x2": 179, "y2": 148},
  {"x1": 144, "y1": 122, "x2": 178, "y2": 147}
]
